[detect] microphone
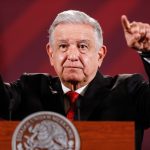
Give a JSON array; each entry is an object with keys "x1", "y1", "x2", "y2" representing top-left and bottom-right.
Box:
[
  {"x1": 76, "y1": 98, "x2": 81, "y2": 120},
  {"x1": 9, "y1": 98, "x2": 15, "y2": 120}
]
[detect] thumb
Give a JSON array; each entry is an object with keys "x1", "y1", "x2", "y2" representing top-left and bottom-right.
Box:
[{"x1": 121, "y1": 15, "x2": 131, "y2": 31}]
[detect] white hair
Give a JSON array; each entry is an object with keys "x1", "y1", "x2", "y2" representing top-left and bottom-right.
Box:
[{"x1": 48, "y1": 10, "x2": 103, "y2": 50}]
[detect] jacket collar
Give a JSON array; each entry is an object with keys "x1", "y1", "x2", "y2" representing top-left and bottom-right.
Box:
[
  {"x1": 79, "y1": 71, "x2": 111, "y2": 120},
  {"x1": 49, "y1": 71, "x2": 111, "y2": 120}
]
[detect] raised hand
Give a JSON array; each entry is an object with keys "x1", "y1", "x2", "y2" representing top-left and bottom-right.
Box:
[{"x1": 121, "y1": 15, "x2": 150, "y2": 52}]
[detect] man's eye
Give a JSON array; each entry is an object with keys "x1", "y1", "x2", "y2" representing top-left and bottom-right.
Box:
[
  {"x1": 80, "y1": 45, "x2": 86, "y2": 48},
  {"x1": 59, "y1": 44, "x2": 67, "y2": 49},
  {"x1": 58, "y1": 44, "x2": 68, "y2": 51},
  {"x1": 78, "y1": 44, "x2": 88, "y2": 51}
]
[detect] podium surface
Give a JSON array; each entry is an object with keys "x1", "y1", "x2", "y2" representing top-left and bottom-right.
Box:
[{"x1": 0, "y1": 121, "x2": 135, "y2": 150}]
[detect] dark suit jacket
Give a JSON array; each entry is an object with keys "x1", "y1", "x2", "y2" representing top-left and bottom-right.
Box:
[{"x1": 0, "y1": 56, "x2": 150, "y2": 150}]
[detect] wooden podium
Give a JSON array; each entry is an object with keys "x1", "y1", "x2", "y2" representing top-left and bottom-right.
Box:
[{"x1": 0, "y1": 121, "x2": 135, "y2": 150}]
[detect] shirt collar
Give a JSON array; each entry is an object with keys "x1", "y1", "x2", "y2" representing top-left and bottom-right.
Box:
[{"x1": 61, "y1": 82, "x2": 88, "y2": 96}]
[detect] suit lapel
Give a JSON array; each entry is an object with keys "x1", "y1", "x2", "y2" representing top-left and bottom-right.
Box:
[
  {"x1": 80, "y1": 72, "x2": 110, "y2": 120},
  {"x1": 50, "y1": 77, "x2": 66, "y2": 115},
  {"x1": 41, "y1": 72, "x2": 110, "y2": 120},
  {"x1": 41, "y1": 76, "x2": 65, "y2": 116}
]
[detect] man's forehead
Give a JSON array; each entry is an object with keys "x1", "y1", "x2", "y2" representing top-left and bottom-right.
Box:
[
  {"x1": 55, "y1": 39, "x2": 91, "y2": 43},
  {"x1": 53, "y1": 25, "x2": 95, "y2": 41},
  {"x1": 54, "y1": 23, "x2": 95, "y2": 34}
]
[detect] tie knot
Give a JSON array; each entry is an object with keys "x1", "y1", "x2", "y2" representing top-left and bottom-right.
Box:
[{"x1": 66, "y1": 91, "x2": 79, "y2": 104}]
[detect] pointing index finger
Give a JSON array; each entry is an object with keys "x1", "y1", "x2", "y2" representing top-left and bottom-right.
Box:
[{"x1": 121, "y1": 15, "x2": 131, "y2": 31}]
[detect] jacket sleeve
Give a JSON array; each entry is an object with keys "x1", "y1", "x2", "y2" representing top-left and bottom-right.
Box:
[
  {"x1": 130, "y1": 52, "x2": 150, "y2": 128},
  {"x1": 140, "y1": 52, "x2": 150, "y2": 80},
  {"x1": 0, "y1": 75, "x2": 22, "y2": 120},
  {"x1": 0, "y1": 73, "x2": 50, "y2": 120}
]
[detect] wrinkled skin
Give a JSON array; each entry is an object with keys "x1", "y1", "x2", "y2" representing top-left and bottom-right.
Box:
[{"x1": 47, "y1": 24, "x2": 106, "y2": 90}]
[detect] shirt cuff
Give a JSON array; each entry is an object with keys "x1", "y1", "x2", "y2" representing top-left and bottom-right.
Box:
[{"x1": 138, "y1": 51, "x2": 150, "y2": 63}]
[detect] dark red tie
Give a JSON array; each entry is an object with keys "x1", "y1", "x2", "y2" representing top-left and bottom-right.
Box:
[{"x1": 66, "y1": 91, "x2": 79, "y2": 121}]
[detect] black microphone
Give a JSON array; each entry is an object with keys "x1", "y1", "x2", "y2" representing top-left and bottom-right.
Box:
[
  {"x1": 76, "y1": 98, "x2": 81, "y2": 120},
  {"x1": 9, "y1": 98, "x2": 15, "y2": 120}
]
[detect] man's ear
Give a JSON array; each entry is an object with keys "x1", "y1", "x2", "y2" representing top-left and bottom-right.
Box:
[
  {"x1": 98, "y1": 45, "x2": 107, "y2": 67},
  {"x1": 46, "y1": 43, "x2": 54, "y2": 66}
]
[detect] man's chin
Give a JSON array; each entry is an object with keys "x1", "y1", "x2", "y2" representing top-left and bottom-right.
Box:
[{"x1": 62, "y1": 74, "x2": 85, "y2": 83}]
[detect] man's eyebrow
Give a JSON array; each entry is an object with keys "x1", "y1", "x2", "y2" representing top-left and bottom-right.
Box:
[
  {"x1": 77, "y1": 40, "x2": 90, "y2": 43},
  {"x1": 56, "y1": 40, "x2": 68, "y2": 43}
]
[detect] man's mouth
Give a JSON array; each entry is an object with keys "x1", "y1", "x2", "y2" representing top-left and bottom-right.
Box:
[{"x1": 63, "y1": 66, "x2": 83, "y2": 69}]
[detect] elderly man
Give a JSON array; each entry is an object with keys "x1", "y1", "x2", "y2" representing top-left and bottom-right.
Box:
[{"x1": 0, "y1": 10, "x2": 150, "y2": 150}]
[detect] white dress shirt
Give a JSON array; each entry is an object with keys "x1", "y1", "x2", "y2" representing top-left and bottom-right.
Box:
[{"x1": 61, "y1": 83, "x2": 88, "y2": 96}]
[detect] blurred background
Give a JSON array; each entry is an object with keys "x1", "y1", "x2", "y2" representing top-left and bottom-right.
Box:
[{"x1": 0, "y1": 0, "x2": 150, "y2": 149}]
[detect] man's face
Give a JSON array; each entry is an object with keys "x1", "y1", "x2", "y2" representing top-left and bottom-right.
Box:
[{"x1": 47, "y1": 23, "x2": 106, "y2": 89}]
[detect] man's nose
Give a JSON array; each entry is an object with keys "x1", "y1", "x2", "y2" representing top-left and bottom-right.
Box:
[{"x1": 67, "y1": 45, "x2": 79, "y2": 61}]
